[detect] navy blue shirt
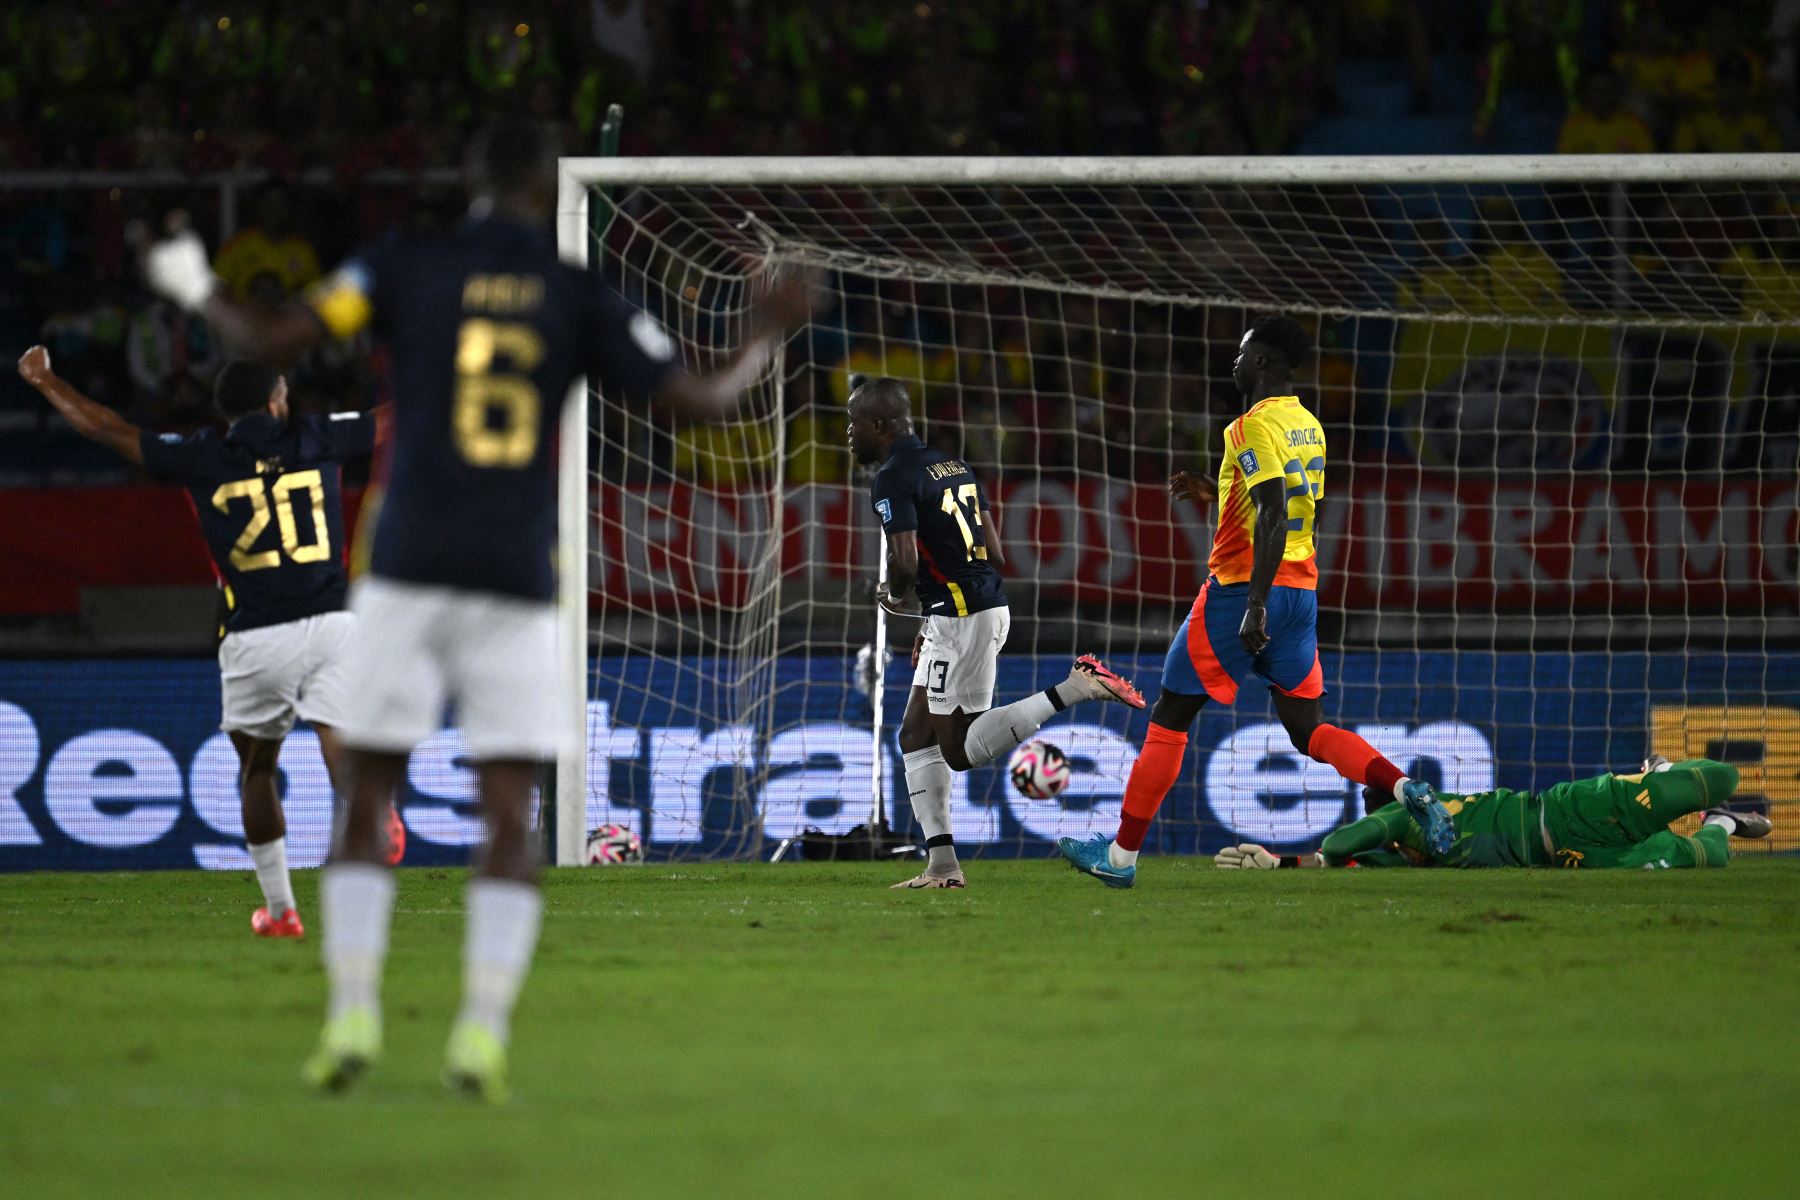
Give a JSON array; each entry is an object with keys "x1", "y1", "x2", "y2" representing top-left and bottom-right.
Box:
[
  {"x1": 870, "y1": 435, "x2": 1007, "y2": 616},
  {"x1": 307, "y1": 216, "x2": 678, "y2": 601},
  {"x1": 140, "y1": 410, "x2": 374, "y2": 634}
]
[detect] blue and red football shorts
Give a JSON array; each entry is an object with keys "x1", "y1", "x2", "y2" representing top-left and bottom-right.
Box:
[{"x1": 1160, "y1": 576, "x2": 1324, "y2": 705}]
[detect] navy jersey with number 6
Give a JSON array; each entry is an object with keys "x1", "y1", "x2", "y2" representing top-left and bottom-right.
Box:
[
  {"x1": 139, "y1": 410, "x2": 374, "y2": 633},
  {"x1": 870, "y1": 434, "x2": 1006, "y2": 616},
  {"x1": 306, "y1": 216, "x2": 678, "y2": 602}
]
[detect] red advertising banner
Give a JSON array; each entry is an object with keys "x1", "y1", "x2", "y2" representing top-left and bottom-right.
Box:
[
  {"x1": 596, "y1": 470, "x2": 1798, "y2": 613},
  {"x1": 3, "y1": 474, "x2": 1794, "y2": 616}
]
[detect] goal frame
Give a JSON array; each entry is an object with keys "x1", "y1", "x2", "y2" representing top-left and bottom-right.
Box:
[{"x1": 551, "y1": 152, "x2": 1800, "y2": 865}]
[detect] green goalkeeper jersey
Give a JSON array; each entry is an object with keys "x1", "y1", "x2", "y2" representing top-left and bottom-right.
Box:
[
  {"x1": 1323, "y1": 787, "x2": 1546, "y2": 868},
  {"x1": 1320, "y1": 761, "x2": 1739, "y2": 869}
]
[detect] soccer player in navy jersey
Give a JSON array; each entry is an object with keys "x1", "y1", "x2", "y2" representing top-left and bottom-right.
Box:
[
  {"x1": 143, "y1": 118, "x2": 815, "y2": 1102},
  {"x1": 848, "y1": 376, "x2": 1147, "y2": 889},
  {"x1": 15, "y1": 347, "x2": 401, "y2": 934}
]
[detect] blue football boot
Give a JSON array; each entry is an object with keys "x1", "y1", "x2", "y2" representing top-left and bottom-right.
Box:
[
  {"x1": 1401, "y1": 779, "x2": 1455, "y2": 856},
  {"x1": 1058, "y1": 834, "x2": 1136, "y2": 889}
]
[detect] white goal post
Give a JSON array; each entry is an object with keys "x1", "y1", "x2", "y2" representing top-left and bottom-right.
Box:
[{"x1": 553, "y1": 153, "x2": 1800, "y2": 867}]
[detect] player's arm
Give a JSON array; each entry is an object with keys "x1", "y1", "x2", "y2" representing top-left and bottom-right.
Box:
[
  {"x1": 980, "y1": 494, "x2": 1006, "y2": 572},
  {"x1": 198, "y1": 291, "x2": 327, "y2": 362},
  {"x1": 1319, "y1": 805, "x2": 1418, "y2": 867},
  {"x1": 1239, "y1": 477, "x2": 1288, "y2": 654},
  {"x1": 141, "y1": 223, "x2": 329, "y2": 362},
  {"x1": 878, "y1": 531, "x2": 922, "y2": 616},
  {"x1": 981, "y1": 509, "x2": 1006, "y2": 572},
  {"x1": 15, "y1": 346, "x2": 144, "y2": 464},
  {"x1": 654, "y1": 273, "x2": 816, "y2": 424}
]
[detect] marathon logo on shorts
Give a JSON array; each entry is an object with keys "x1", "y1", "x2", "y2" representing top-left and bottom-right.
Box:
[
  {"x1": 875, "y1": 498, "x2": 893, "y2": 525},
  {"x1": 1237, "y1": 449, "x2": 1260, "y2": 477}
]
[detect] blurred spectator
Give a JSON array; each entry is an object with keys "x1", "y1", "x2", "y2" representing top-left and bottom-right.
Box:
[
  {"x1": 590, "y1": 0, "x2": 657, "y2": 87},
  {"x1": 1556, "y1": 64, "x2": 1653, "y2": 154},
  {"x1": 466, "y1": 4, "x2": 561, "y2": 100},
  {"x1": 1672, "y1": 53, "x2": 1781, "y2": 154},
  {"x1": 1611, "y1": 10, "x2": 1687, "y2": 142},
  {"x1": 125, "y1": 300, "x2": 221, "y2": 405},
  {"x1": 212, "y1": 185, "x2": 320, "y2": 301},
  {"x1": 1473, "y1": 0, "x2": 1582, "y2": 142},
  {"x1": 1770, "y1": 0, "x2": 1800, "y2": 145},
  {"x1": 1671, "y1": 11, "x2": 1765, "y2": 111},
  {"x1": 1320, "y1": 0, "x2": 1436, "y2": 114}
]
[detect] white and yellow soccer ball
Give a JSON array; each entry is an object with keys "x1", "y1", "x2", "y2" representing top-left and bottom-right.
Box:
[
  {"x1": 585, "y1": 823, "x2": 644, "y2": 865},
  {"x1": 1007, "y1": 739, "x2": 1072, "y2": 800}
]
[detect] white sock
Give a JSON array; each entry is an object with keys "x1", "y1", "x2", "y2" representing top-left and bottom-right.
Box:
[
  {"x1": 457, "y1": 878, "x2": 543, "y2": 1046},
  {"x1": 1108, "y1": 841, "x2": 1138, "y2": 869},
  {"x1": 1392, "y1": 775, "x2": 1412, "y2": 801},
  {"x1": 1703, "y1": 812, "x2": 1738, "y2": 833},
  {"x1": 903, "y1": 746, "x2": 958, "y2": 874},
  {"x1": 320, "y1": 863, "x2": 396, "y2": 1022},
  {"x1": 962, "y1": 691, "x2": 1060, "y2": 767},
  {"x1": 249, "y1": 837, "x2": 295, "y2": 917}
]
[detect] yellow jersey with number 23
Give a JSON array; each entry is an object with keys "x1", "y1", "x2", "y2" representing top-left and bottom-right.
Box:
[{"x1": 1206, "y1": 396, "x2": 1325, "y2": 591}]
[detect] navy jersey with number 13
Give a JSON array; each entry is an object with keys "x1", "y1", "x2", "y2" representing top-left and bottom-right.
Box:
[
  {"x1": 306, "y1": 216, "x2": 678, "y2": 601},
  {"x1": 869, "y1": 434, "x2": 1006, "y2": 616}
]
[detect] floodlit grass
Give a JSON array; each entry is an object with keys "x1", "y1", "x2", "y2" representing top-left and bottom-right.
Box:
[{"x1": 2, "y1": 859, "x2": 1796, "y2": 1199}]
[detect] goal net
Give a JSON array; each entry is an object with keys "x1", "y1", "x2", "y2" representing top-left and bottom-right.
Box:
[{"x1": 554, "y1": 155, "x2": 1800, "y2": 866}]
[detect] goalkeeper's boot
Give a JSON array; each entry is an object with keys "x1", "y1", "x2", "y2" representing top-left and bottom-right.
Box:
[
  {"x1": 1704, "y1": 808, "x2": 1773, "y2": 839},
  {"x1": 1058, "y1": 834, "x2": 1136, "y2": 889},
  {"x1": 1400, "y1": 779, "x2": 1456, "y2": 856},
  {"x1": 251, "y1": 906, "x2": 305, "y2": 938},
  {"x1": 302, "y1": 1007, "x2": 380, "y2": 1094},
  {"x1": 890, "y1": 869, "x2": 966, "y2": 889},
  {"x1": 442, "y1": 1021, "x2": 510, "y2": 1106},
  {"x1": 1069, "y1": 655, "x2": 1148, "y2": 709},
  {"x1": 383, "y1": 803, "x2": 406, "y2": 867}
]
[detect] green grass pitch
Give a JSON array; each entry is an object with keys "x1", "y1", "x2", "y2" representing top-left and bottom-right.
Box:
[{"x1": 3, "y1": 859, "x2": 1797, "y2": 1199}]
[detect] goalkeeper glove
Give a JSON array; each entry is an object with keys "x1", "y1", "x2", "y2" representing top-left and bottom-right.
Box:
[
  {"x1": 1214, "y1": 843, "x2": 1278, "y2": 870},
  {"x1": 1214, "y1": 844, "x2": 1324, "y2": 869},
  {"x1": 144, "y1": 230, "x2": 219, "y2": 312}
]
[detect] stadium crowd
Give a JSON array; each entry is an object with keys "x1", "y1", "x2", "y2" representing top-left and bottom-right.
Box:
[{"x1": 2, "y1": 0, "x2": 1797, "y2": 485}]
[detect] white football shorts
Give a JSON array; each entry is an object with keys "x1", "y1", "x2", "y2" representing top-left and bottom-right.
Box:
[
  {"x1": 338, "y1": 576, "x2": 568, "y2": 762},
  {"x1": 218, "y1": 610, "x2": 354, "y2": 741},
  {"x1": 911, "y1": 605, "x2": 1010, "y2": 715}
]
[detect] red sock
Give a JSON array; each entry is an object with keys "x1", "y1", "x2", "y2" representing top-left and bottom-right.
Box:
[
  {"x1": 1306, "y1": 724, "x2": 1404, "y2": 797},
  {"x1": 1116, "y1": 724, "x2": 1188, "y2": 852}
]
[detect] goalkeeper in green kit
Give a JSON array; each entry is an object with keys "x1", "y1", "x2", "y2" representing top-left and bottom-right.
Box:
[{"x1": 1215, "y1": 757, "x2": 1771, "y2": 870}]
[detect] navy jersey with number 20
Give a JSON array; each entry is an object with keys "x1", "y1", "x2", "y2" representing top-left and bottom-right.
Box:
[
  {"x1": 307, "y1": 216, "x2": 678, "y2": 601},
  {"x1": 140, "y1": 410, "x2": 374, "y2": 634},
  {"x1": 869, "y1": 434, "x2": 1006, "y2": 616}
]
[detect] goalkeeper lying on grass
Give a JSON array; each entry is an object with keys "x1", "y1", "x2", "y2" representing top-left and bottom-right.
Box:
[{"x1": 1216, "y1": 757, "x2": 1771, "y2": 870}]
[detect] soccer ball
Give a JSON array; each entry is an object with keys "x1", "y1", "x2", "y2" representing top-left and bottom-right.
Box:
[
  {"x1": 585, "y1": 823, "x2": 644, "y2": 865},
  {"x1": 1007, "y1": 739, "x2": 1071, "y2": 800}
]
